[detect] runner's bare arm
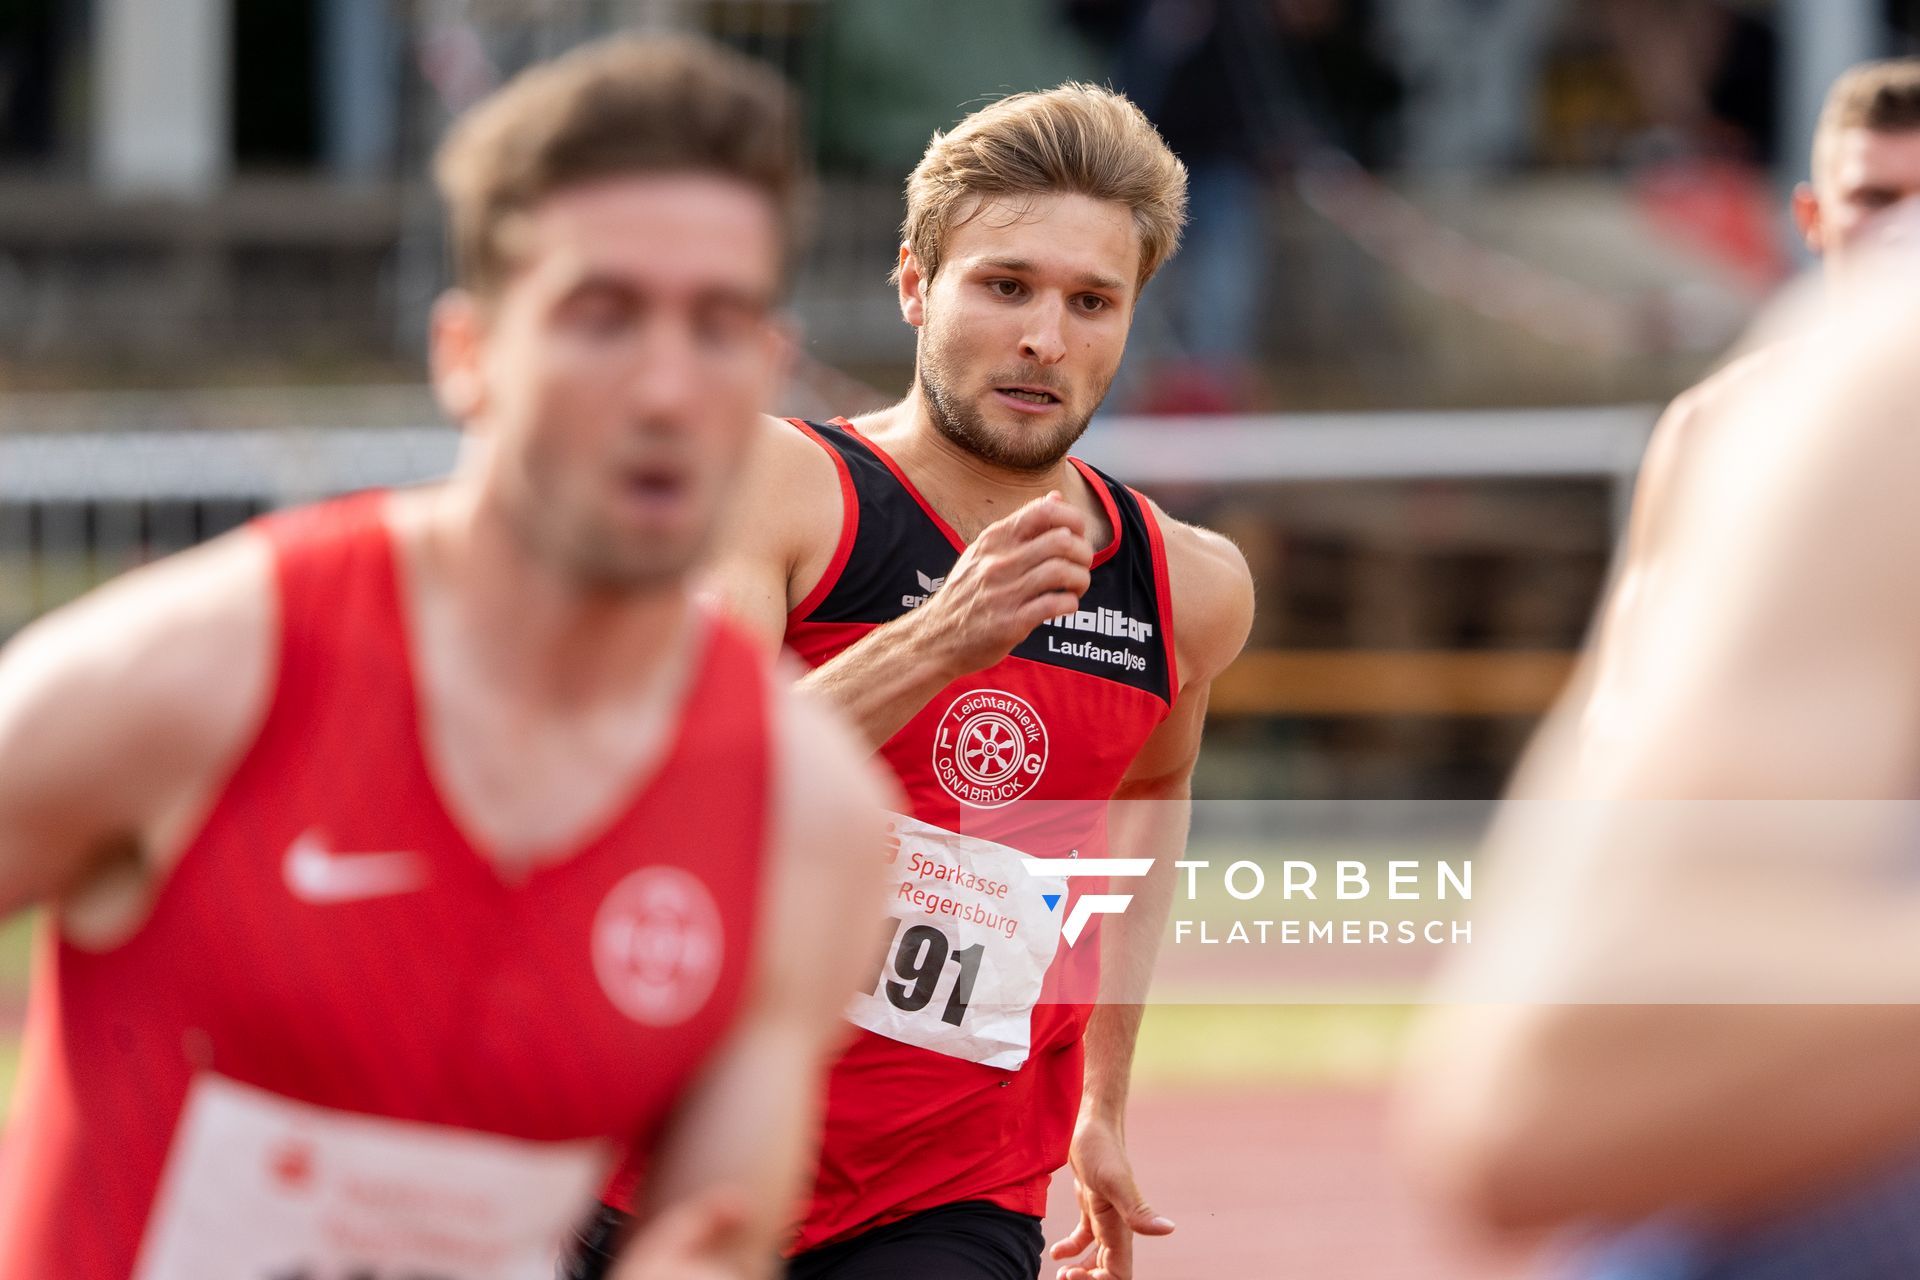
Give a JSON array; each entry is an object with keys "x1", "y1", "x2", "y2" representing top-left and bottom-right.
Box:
[
  {"x1": 0, "y1": 532, "x2": 273, "y2": 930},
  {"x1": 622, "y1": 681, "x2": 894, "y2": 1279},
  {"x1": 1402, "y1": 301, "x2": 1920, "y2": 1232},
  {"x1": 1053, "y1": 518, "x2": 1253, "y2": 1280},
  {"x1": 1084, "y1": 517, "x2": 1253, "y2": 1102},
  {"x1": 1048, "y1": 702, "x2": 1202, "y2": 1280}
]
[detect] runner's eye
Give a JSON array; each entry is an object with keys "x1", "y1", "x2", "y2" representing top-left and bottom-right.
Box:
[
  {"x1": 691, "y1": 299, "x2": 763, "y2": 349},
  {"x1": 556, "y1": 283, "x2": 638, "y2": 337}
]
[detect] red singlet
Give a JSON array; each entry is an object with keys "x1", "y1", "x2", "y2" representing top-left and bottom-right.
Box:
[{"x1": 0, "y1": 492, "x2": 772, "y2": 1279}]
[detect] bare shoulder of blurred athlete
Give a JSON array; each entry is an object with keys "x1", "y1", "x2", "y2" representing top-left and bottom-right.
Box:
[
  {"x1": 0, "y1": 533, "x2": 272, "y2": 939},
  {"x1": 1400, "y1": 266, "x2": 1920, "y2": 1240},
  {"x1": 1617, "y1": 348, "x2": 1781, "y2": 577}
]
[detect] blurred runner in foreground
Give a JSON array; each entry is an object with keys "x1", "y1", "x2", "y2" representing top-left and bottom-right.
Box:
[
  {"x1": 1399, "y1": 222, "x2": 1920, "y2": 1276},
  {"x1": 0, "y1": 35, "x2": 887, "y2": 1280}
]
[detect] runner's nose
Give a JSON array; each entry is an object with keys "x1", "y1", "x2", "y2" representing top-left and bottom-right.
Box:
[
  {"x1": 1018, "y1": 297, "x2": 1068, "y2": 366},
  {"x1": 627, "y1": 316, "x2": 703, "y2": 423}
]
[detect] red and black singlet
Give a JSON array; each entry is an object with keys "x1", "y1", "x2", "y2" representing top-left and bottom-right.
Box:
[{"x1": 782, "y1": 418, "x2": 1178, "y2": 1251}]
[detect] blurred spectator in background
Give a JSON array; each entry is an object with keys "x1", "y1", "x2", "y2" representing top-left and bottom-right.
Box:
[
  {"x1": 1066, "y1": 0, "x2": 1400, "y2": 411},
  {"x1": 1600, "y1": 0, "x2": 1779, "y2": 165},
  {"x1": 1598, "y1": 0, "x2": 1789, "y2": 287}
]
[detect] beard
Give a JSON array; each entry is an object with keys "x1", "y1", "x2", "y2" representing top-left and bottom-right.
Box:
[{"x1": 918, "y1": 343, "x2": 1110, "y2": 474}]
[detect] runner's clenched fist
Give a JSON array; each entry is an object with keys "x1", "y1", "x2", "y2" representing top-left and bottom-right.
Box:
[{"x1": 903, "y1": 492, "x2": 1094, "y2": 677}]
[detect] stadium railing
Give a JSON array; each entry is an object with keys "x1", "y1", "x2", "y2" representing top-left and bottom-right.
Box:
[{"x1": 0, "y1": 402, "x2": 1654, "y2": 715}]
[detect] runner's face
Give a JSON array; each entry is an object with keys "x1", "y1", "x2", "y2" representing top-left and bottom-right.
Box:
[
  {"x1": 450, "y1": 173, "x2": 783, "y2": 588},
  {"x1": 908, "y1": 194, "x2": 1139, "y2": 472},
  {"x1": 1811, "y1": 127, "x2": 1920, "y2": 272}
]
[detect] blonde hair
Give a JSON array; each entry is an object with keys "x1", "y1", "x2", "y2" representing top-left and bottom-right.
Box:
[
  {"x1": 895, "y1": 83, "x2": 1189, "y2": 290},
  {"x1": 1814, "y1": 57, "x2": 1920, "y2": 179},
  {"x1": 435, "y1": 35, "x2": 802, "y2": 295}
]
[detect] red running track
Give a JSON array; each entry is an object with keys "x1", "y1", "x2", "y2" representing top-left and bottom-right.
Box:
[{"x1": 1040, "y1": 1088, "x2": 1554, "y2": 1279}]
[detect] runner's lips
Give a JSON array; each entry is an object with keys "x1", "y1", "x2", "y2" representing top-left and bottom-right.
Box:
[
  {"x1": 619, "y1": 467, "x2": 688, "y2": 515},
  {"x1": 993, "y1": 386, "x2": 1064, "y2": 414}
]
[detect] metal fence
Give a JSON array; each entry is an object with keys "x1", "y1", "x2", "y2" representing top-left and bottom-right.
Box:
[{"x1": 0, "y1": 399, "x2": 1650, "y2": 643}]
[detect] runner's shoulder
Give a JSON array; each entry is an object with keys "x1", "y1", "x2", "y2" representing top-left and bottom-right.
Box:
[
  {"x1": 0, "y1": 528, "x2": 273, "y2": 768},
  {"x1": 733, "y1": 413, "x2": 849, "y2": 543},
  {"x1": 1657, "y1": 343, "x2": 1792, "y2": 450},
  {"x1": 1634, "y1": 343, "x2": 1797, "y2": 537},
  {"x1": 750, "y1": 413, "x2": 846, "y2": 483},
  {"x1": 1140, "y1": 498, "x2": 1255, "y2": 685}
]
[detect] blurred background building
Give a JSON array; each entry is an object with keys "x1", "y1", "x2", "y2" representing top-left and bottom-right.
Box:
[{"x1": 3, "y1": 0, "x2": 1915, "y2": 798}]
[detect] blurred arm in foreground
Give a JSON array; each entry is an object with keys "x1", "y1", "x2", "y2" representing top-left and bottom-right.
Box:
[
  {"x1": 613, "y1": 686, "x2": 894, "y2": 1280},
  {"x1": 1400, "y1": 253, "x2": 1920, "y2": 1240}
]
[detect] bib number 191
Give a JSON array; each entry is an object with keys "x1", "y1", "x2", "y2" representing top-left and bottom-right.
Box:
[{"x1": 870, "y1": 917, "x2": 983, "y2": 1027}]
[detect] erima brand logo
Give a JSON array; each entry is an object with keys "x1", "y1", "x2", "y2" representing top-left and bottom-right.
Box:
[
  {"x1": 931, "y1": 689, "x2": 1049, "y2": 808},
  {"x1": 1044, "y1": 606, "x2": 1154, "y2": 643},
  {"x1": 283, "y1": 831, "x2": 427, "y2": 905},
  {"x1": 1021, "y1": 857, "x2": 1155, "y2": 945},
  {"x1": 902, "y1": 569, "x2": 946, "y2": 609}
]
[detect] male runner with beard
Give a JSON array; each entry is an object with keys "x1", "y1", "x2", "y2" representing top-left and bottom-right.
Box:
[
  {"x1": 0, "y1": 36, "x2": 887, "y2": 1280},
  {"x1": 719, "y1": 85, "x2": 1254, "y2": 1280}
]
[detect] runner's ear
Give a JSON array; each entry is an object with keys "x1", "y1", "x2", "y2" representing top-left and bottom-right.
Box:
[
  {"x1": 896, "y1": 246, "x2": 929, "y2": 327},
  {"x1": 429, "y1": 291, "x2": 489, "y2": 425}
]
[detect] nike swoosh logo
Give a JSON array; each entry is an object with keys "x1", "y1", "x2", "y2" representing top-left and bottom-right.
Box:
[{"x1": 283, "y1": 831, "x2": 428, "y2": 905}]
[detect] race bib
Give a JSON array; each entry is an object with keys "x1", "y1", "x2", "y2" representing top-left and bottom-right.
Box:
[
  {"x1": 846, "y1": 812, "x2": 1065, "y2": 1070},
  {"x1": 134, "y1": 1075, "x2": 611, "y2": 1280}
]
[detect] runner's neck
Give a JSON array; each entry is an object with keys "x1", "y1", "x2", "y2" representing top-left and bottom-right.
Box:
[
  {"x1": 387, "y1": 485, "x2": 706, "y2": 868},
  {"x1": 391, "y1": 485, "x2": 694, "y2": 712}
]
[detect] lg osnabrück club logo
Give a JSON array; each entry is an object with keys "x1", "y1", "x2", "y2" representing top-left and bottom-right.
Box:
[{"x1": 1019, "y1": 856, "x2": 1154, "y2": 946}]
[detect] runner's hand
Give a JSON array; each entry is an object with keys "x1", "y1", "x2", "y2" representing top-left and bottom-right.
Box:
[
  {"x1": 1048, "y1": 1115, "x2": 1175, "y2": 1280},
  {"x1": 612, "y1": 1188, "x2": 757, "y2": 1280},
  {"x1": 907, "y1": 492, "x2": 1093, "y2": 677}
]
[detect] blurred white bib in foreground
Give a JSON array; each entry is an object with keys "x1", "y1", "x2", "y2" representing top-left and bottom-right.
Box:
[{"x1": 135, "y1": 1074, "x2": 608, "y2": 1280}]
